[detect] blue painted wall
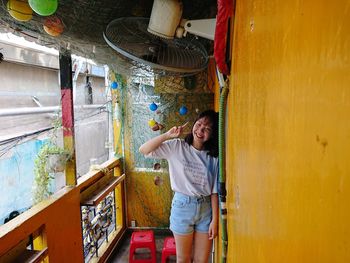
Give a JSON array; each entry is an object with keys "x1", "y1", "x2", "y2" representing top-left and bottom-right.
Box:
[{"x1": 0, "y1": 139, "x2": 46, "y2": 224}]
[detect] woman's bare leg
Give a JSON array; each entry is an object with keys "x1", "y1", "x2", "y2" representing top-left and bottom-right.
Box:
[
  {"x1": 173, "y1": 232, "x2": 194, "y2": 263},
  {"x1": 193, "y1": 232, "x2": 212, "y2": 263}
]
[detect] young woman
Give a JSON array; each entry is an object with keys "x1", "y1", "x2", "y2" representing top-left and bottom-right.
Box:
[{"x1": 139, "y1": 110, "x2": 219, "y2": 263}]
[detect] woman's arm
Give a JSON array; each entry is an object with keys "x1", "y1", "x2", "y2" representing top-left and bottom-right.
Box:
[
  {"x1": 139, "y1": 133, "x2": 170, "y2": 155},
  {"x1": 139, "y1": 123, "x2": 188, "y2": 155},
  {"x1": 208, "y1": 193, "x2": 219, "y2": 240}
]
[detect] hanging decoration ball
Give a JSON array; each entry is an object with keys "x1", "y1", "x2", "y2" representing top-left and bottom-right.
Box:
[
  {"x1": 154, "y1": 175, "x2": 163, "y2": 186},
  {"x1": 152, "y1": 123, "x2": 164, "y2": 131},
  {"x1": 43, "y1": 16, "x2": 64, "y2": 37},
  {"x1": 153, "y1": 163, "x2": 161, "y2": 170},
  {"x1": 148, "y1": 119, "x2": 157, "y2": 128},
  {"x1": 29, "y1": 0, "x2": 58, "y2": 16},
  {"x1": 7, "y1": 0, "x2": 33, "y2": 22},
  {"x1": 149, "y1": 102, "x2": 158, "y2": 112},
  {"x1": 179, "y1": 106, "x2": 188, "y2": 115},
  {"x1": 110, "y1": 81, "x2": 118, "y2": 89}
]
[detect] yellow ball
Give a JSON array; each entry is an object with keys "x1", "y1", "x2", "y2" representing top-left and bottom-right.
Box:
[
  {"x1": 148, "y1": 119, "x2": 156, "y2": 128},
  {"x1": 7, "y1": 0, "x2": 33, "y2": 22}
]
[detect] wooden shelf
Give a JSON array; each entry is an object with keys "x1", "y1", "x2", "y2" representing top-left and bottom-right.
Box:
[{"x1": 81, "y1": 174, "x2": 125, "y2": 206}]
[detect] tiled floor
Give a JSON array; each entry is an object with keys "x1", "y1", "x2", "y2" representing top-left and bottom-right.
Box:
[{"x1": 107, "y1": 230, "x2": 176, "y2": 263}]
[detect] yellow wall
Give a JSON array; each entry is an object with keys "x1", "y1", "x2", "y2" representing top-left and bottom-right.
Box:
[
  {"x1": 225, "y1": 0, "x2": 350, "y2": 262},
  {"x1": 126, "y1": 170, "x2": 172, "y2": 227}
]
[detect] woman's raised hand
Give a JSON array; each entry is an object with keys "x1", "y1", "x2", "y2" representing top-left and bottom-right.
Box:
[
  {"x1": 166, "y1": 122, "x2": 188, "y2": 138},
  {"x1": 140, "y1": 122, "x2": 189, "y2": 155}
]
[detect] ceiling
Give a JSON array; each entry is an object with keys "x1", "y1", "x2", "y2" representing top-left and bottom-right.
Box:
[{"x1": 0, "y1": 0, "x2": 217, "y2": 74}]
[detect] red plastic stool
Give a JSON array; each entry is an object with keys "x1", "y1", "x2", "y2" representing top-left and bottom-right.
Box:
[
  {"x1": 161, "y1": 237, "x2": 176, "y2": 263},
  {"x1": 129, "y1": 230, "x2": 156, "y2": 263}
]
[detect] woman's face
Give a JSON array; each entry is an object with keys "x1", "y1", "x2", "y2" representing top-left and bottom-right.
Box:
[{"x1": 192, "y1": 117, "x2": 213, "y2": 146}]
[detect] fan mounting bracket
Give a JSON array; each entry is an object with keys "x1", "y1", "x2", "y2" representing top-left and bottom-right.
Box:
[{"x1": 182, "y1": 18, "x2": 216, "y2": 40}]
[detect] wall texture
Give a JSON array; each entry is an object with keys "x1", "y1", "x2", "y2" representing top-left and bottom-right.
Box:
[
  {"x1": 0, "y1": 140, "x2": 45, "y2": 224},
  {"x1": 225, "y1": 0, "x2": 350, "y2": 262},
  {"x1": 124, "y1": 73, "x2": 215, "y2": 227}
]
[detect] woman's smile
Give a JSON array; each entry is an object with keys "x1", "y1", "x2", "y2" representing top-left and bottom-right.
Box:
[{"x1": 192, "y1": 117, "x2": 213, "y2": 149}]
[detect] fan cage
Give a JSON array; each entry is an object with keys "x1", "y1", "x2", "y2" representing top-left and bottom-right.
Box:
[{"x1": 103, "y1": 17, "x2": 209, "y2": 76}]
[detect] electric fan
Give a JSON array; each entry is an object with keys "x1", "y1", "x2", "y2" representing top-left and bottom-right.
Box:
[{"x1": 103, "y1": 0, "x2": 216, "y2": 76}]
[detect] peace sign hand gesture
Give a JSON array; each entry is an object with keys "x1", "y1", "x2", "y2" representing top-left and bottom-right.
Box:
[{"x1": 166, "y1": 122, "x2": 189, "y2": 139}]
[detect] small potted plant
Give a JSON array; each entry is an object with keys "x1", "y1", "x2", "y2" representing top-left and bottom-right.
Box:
[
  {"x1": 33, "y1": 142, "x2": 71, "y2": 204},
  {"x1": 33, "y1": 116, "x2": 71, "y2": 204},
  {"x1": 45, "y1": 144, "x2": 70, "y2": 173}
]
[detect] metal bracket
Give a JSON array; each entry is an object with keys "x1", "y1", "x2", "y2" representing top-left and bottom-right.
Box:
[{"x1": 183, "y1": 18, "x2": 216, "y2": 40}]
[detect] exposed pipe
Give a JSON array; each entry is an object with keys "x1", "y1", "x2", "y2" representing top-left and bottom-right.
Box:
[
  {"x1": 0, "y1": 105, "x2": 106, "y2": 117},
  {"x1": 105, "y1": 65, "x2": 115, "y2": 159},
  {"x1": 218, "y1": 68, "x2": 229, "y2": 263},
  {"x1": 31, "y1": 96, "x2": 59, "y2": 119}
]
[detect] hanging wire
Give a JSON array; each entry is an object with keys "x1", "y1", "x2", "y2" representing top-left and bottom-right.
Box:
[
  {"x1": 0, "y1": 127, "x2": 54, "y2": 157},
  {"x1": 0, "y1": 102, "x2": 109, "y2": 158}
]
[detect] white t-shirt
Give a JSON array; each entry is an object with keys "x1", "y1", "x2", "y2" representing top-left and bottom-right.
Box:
[{"x1": 147, "y1": 138, "x2": 218, "y2": 196}]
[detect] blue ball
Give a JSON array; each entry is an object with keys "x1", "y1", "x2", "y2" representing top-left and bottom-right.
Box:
[
  {"x1": 110, "y1": 81, "x2": 118, "y2": 89},
  {"x1": 149, "y1": 102, "x2": 158, "y2": 111},
  {"x1": 179, "y1": 106, "x2": 188, "y2": 115}
]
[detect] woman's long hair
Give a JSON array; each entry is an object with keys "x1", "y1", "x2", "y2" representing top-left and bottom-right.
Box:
[{"x1": 184, "y1": 110, "x2": 219, "y2": 157}]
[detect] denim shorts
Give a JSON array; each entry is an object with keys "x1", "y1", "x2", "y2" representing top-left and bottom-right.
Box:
[{"x1": 170, "y1": 192, "x2": 212, "y2": 235}]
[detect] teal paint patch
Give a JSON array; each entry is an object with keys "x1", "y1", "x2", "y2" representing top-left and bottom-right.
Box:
[{"x1": 0, "y1": 139, "x2": 47, "y2": 224}]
